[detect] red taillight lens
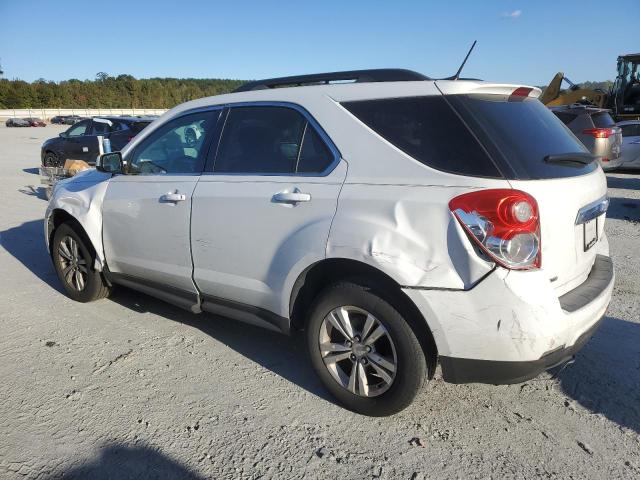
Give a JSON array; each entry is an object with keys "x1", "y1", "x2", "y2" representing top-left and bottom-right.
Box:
[
  {"x1": 583, "y1": 128, "x2": 614, "y2": 139},
  {"x1": 449, "y1": 189, "x2": 541, "y2": 270}
]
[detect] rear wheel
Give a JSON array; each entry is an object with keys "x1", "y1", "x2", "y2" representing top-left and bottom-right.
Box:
[
  {"x1": 306, "y1": 282, "x2": 428, "y2": 416},
  {"x1": 52, "y1": 222, "x2": 110, "y2": 302}
]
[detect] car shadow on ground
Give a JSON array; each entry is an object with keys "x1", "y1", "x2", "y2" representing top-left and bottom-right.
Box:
[
  {"x1": 18, "y1": 185, "x2": 48, "y2": 200},
  {"x1": 45, "y1": 443, "x2": 206, "y2": 479},
  {"x1": 0, "y1": 219, "x2": 62, "y2": 292},
  {"x1": 22, "y1": 167, "x2": 40, "y2": 175},
  {"x1": 553, "y1": 316, "x2": 640, "y2": 434},
  {"x1": 606, "y1": 197, "x2": 640, "y2": 222},
  {"x1": 108, "y1": 287, "x2": 333, "y2": 403},
  {"x1": 607, "y1": 172, "x2": 640, "y2": 190},
  {"x1": 1, "y1": 220, "x2": 332, "y2": 403}
]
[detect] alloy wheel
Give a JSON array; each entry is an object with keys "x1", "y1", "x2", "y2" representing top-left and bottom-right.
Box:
[
  {"x1": 319, "y1": 306, "x2": 398, "y2": 397},
  {"x1": 58, "y1": 235, "x2": 88, "y2": 291}
]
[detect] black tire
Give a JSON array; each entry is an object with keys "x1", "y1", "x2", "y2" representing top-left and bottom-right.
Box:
[
  {"x1": 51, "y1": 222, "x2": 110, "y2": 302},
  {"x1": 306, "y1": 282, "x2": 428, "y2": 416},
  {"x1": 43, "y1": 151, "x2": 59, "y2": 167}
]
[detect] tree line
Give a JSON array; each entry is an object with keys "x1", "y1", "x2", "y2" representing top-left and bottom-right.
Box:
[
  {"x1": 0, "y1": 73, "x2": 245, "y2": 109},
  {"x1": 0, "y1": 73, "x2": 615, "y2": 109}
]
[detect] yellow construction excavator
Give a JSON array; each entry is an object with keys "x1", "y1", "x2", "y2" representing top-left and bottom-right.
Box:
[{"x1": 541, "y1": 53, "x2": 640, "y2": 120}]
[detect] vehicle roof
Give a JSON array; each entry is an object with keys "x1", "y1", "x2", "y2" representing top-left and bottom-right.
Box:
[
  {"x1": 94, "y1": 116, "x2": 155, "y2": 122},
  {"x1": 159, "y1": 79, "x2": 540, "y2": 119}
]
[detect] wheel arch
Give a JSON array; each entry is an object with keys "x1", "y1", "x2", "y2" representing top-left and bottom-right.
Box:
[
  {"x1": 289, "y1": 257, "x2": 438, "y2": 377},
  {"x1": 48, "y1": 208, "x2": 103, "y2": 270}
]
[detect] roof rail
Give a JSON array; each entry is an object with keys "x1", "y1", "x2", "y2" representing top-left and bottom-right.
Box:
[{"x1": 233, "y1": 69, "x2": 430, "y2": 92}]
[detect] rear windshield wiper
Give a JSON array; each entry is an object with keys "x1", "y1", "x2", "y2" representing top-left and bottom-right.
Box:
[{"x1": 544, "y1": 153, "x2": 596, "y2": 166}]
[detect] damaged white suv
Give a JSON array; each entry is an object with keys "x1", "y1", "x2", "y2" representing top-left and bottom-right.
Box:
[{"x1": 45, "y1": 69, "x2": 614, "y2": 416}]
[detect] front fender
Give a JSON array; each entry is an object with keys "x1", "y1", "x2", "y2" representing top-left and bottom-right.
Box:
[{"x1": 45, "y1": 169, "x2": 112, "y2": 269}]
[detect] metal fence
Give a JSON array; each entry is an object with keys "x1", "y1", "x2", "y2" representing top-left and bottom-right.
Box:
[{"x1": 0, "y1": 108, "x2": 167, "y2": 121}]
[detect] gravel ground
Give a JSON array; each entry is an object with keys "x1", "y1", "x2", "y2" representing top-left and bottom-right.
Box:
[{"x1": 0, "y1": 125, "x2": 638, "y2": 479}]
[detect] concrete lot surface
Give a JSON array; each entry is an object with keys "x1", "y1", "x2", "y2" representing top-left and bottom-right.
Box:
[{"x1": 0, "y1": 125, "x2": 638, "y2": 479}]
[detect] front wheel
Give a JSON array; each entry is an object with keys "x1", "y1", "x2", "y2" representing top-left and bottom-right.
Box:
[
  {"x1": 43, "y1": 151, "x2": 59, "y2": 167},
  {"x1": 52, "y1": 222, "x2": 110, "y2": 302},
  {"x1": 306, "y1": 282, "x2": 428, "y2": 416}
]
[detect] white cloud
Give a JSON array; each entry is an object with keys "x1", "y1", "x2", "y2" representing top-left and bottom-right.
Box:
[{"x1": 501, "y1": 10, "x2": 522, "y2": 19}]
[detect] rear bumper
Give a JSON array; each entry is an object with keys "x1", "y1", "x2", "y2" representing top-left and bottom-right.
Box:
[
  {"x1": 403, "y1": 253, "x2": 614, "y2": 385},
  {"x1": 439, "y1": 315, "x2": 604, "y2": 384}
]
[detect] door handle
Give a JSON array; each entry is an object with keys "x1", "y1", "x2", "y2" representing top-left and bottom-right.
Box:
[
  {"x1": 160, "y1": 192, "x2": 187, "y2": 203},
  {"x1": 272, "y1": 189, "x2": 311, "y2": 205}
]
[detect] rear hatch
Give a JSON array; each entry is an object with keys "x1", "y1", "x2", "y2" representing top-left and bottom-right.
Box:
[
  {"x1": 440, "y1": 84, "x2": 608, "y2": 295},
  {"x1": 591, "y1": 110, "x2": 622, "y2": 160}
]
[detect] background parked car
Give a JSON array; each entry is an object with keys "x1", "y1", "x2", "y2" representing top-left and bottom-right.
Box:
[
  {"x1": 5, "y1": 118, "x2": 30, "y2": 127},
  {"x1": 50, "y1": 116, "x2": 67, "y2": 124},
  {"x1": 41, "y1": 116, "x2": 154, "y2": 166},
  {"x1": 551, "y1": 104, "x2": 623, "y2": 170},
  {"x1": 25, "y1": 117, "x2": 46, "y2": 127},
  {"x1": 617, "y1": 120, "x2": 640, "y2": 169},
  {"x1": 62, "y1": 115, "x2": 86, "y2": 125}
]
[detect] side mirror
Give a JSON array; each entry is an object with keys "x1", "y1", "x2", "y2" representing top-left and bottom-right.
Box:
[
  {"x1": 97, "y1": 151, "x2": 123, "y2": 174},
  {"x1": 59, "y1": 132, "x2": 67, "y2": 138}
]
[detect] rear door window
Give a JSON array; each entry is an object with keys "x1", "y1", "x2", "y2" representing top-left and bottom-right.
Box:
[
  {"x1": 214, "y1": 106, "x2": 334, "y2": 175},
  {"x1": 342, "y1": 96, "x2": 501, "y2": 177}
]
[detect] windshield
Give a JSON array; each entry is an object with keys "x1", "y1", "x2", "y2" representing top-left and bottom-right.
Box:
[{"x1": 446, "y1": 94, "x2": 598, "y2": 179}]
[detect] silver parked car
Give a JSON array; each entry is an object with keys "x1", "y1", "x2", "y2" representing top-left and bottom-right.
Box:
[
  {"x1": 551, "y1": 105, "x2": 623, "y2": 170},
  {"x1": 45, "y1": 69, "x2": 614, "y2": 416},
  {"x1": 617, "y1": 120, "x2": 640, "y2": 169}
]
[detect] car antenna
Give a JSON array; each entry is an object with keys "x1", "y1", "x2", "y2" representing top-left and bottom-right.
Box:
[{"x1": 448, "y1": 40, "x2": 477, "y2": 80}]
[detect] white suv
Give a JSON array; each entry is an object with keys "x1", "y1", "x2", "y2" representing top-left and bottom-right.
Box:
[{"x1": 45, "y1": 69, "x2": 614, "y2": 416}]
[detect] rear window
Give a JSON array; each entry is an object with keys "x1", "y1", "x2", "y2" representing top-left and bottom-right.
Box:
[
  {"x1": 591, "y1": 112, "x2": 615, "y2": 128},
  {"x1": 553, "y1": 111, "x2": 577, "y2": 125},
  {"x1": 446, "y1": 94, "x2": 597, "y2": 179},
  {"x1": 342, "y1": 96, "x2": 501, "y2": 177}
]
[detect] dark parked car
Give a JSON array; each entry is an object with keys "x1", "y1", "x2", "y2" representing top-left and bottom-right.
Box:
[
  {"x1": 550, "y1": 104, "x2": 623, "y2": 170},
  {"x1": 62, "y1": 115, "x2": 86, "y2": 125},
  {"x1": 25, "y1": 117, "x2": 46, "y2": 127},
  {"x1": 50, "y1": 116, "x2": 67, "y2": 124},
  {"x1": 41, "y1": 116, "x2": 154, "y2": 166},
  {"x1": 5, "y1": 117, "x2": 30, "y2": 127}
]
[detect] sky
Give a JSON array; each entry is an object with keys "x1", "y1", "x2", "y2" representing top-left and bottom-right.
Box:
[{"x1": 1, "y1": 0, "x2": 638, "y2": 86}]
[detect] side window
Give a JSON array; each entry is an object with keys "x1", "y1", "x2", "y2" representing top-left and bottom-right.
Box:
[
  {"x1": 66, "y1": 120, "x2": 90, "y2": 137},
  {"x1": 215, "y1": 107, "x2": 306, "y2": 174},
  {"x1": 91, "y1": 120, "x2": 112, "y2": 135},
  {"x1": 296, "y1": 126, "x2": 334, "y2": 173},
  {"x1": 343, "y1": 96, "x2": 502, "y2": 177},
  {"x1": 129, "y1": 110, "x2": 219, "y2": 175},
  {"x1": 214, "y1": 106, "x2": 335, "y2": 175}
]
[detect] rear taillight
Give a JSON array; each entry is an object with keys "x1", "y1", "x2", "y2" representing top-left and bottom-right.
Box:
[
  {"x1": 583, "y1": 127, "x2": 615, "y2": 139},
  {"x1": 449, "y1": 189, "x2": 541, "y2": 270}
]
